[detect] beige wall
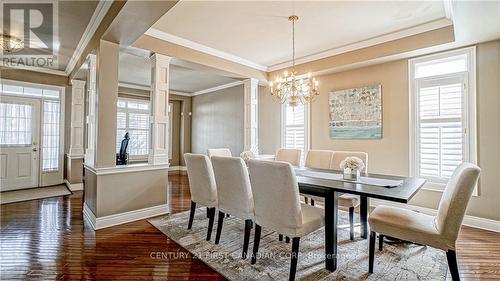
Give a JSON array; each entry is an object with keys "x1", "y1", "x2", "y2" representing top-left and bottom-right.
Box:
[
  {"x1": 258, "y1": 86, "x2": 281, "y2": 154},
  {"x1": 170, "y1": 94, "x2": 192, "y2": 166},
  {"x1": 192, "y1": 85, "x2": 244, "y2": 156},
  {"x1": 271, "y1": 40, "x2": 499, "y2": 220}
]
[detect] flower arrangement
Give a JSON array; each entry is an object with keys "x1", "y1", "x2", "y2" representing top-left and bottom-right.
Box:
[{"x1": 340, "y1": 157, "x2": 365, "y2": 171}]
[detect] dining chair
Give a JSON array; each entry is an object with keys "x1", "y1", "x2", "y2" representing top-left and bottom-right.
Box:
[
  {"x1": 247, "y1": 159, "x2": 325, "y2": 281},
  {"x1": 207, "y1": 148, "x2": 232, "y2": 157},
  {"x1": 330, "y1": 151, "x2": 368, "y2": 240},
  {"x1": 184, "y1": 153, "x2": 218, "y2": 241},
  {"x1": 275, "y1": 148, "x2": 302, "y2": 167},
  {"x1": 368, "y1": 163, "x2": 480, "y2": 281},
  {"x1": 211, "y1": 156, "x2": 254, "y2": 259},
  {"x1": 303, "y1": 150, "x2": 335, "y2": 205}
]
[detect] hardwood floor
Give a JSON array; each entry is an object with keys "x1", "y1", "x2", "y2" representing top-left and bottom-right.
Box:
[{"x1": 1, "y1": 174, "x2": 499, "y2": 280}]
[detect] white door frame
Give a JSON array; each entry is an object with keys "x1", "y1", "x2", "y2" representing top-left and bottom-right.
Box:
[{"x1": 0, "y1": 80, "x2": 65, "y2": 189}]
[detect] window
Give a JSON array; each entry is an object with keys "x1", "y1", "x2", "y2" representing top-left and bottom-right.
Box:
[
  {"x1": 116, "y1": 98, "x2": 150, "y2": 158},
  {"x1": 0, "y1": 103, "x2": 33, "y2": 145},
  {"x1": 281, "y1": 102, "x2": 309, "y2": 164},
  {"x1": 410, "y1": 47, "x2": 476, "y2": 189},
  {"x1": 42, "y1": 100, "x2": 60, "y2": 171}
]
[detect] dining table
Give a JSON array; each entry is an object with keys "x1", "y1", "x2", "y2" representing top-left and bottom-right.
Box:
[{"x1": 294, "y1": 168, "x2": 426, "y2": 272}]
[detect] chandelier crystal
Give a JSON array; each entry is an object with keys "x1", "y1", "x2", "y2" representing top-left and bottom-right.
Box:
[
  {"x1": 0, "y1": 34, "x2": 24, "y2": 54},
  {"x1": 270, "y1": 15, "x2": 319, "y2": 107}
]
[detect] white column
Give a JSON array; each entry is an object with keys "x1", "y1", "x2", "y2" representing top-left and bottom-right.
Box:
[
  {"x1": 243, "y1": 78, "x2": 259, "y2": 154},
  {"x1": 69, "y1": 80, "x2": 86, "y2": 157},
  {"x1": 148, "y1": 53, "x2": 171, "y2": 166},
  {"x1": 84, "y1": 54, "x2": 97, "y2": 168}
]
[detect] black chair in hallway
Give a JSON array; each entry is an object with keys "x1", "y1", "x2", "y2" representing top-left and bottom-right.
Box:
[{"x1": 116, "y1": 132, "x2": 130, "y2": 165}]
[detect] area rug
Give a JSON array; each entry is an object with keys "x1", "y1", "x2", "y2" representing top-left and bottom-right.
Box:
[
  {"x1": 149, "y1": 209, "x2": 447, "y2": 280},
  {"x1": 0, "y1": 185, "x2": 71, "y2": 204}
]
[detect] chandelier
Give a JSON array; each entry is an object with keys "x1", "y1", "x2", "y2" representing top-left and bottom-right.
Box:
[
  {"x1": 270, "y1": 15, "x2": 319, "y2": 107},
  {"x1": 0, "y1": 34, "x2": 24, "y2": 54}
]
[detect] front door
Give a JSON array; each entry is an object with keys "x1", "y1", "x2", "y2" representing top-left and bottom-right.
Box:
[{"x1": 0, "y1": 96, "x2": 40, "y2": 191}]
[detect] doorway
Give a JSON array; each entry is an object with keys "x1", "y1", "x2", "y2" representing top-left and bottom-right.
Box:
[{"x1": 0, "y1": 81, "x2": 65, "y2": 191}]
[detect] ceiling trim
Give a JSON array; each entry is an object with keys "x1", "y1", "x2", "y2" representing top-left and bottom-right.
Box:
[
  {"x1": 268, "y1": 18, "x2": 453, "y2": 72},
  {"x1": 191, "y1": 81, "x2": 243, "y2": 96},
  {"x1": 65, "y1": 0, "x2": 114, "y2": 75},
  {"x1": 118, "y1": 82, "x2": 150, "y2": 91},
  {"x1": 170, "y1": 90, "x2": 192, "y2": 97},
  {"x1": 0, "y1": 62, "x2": 67, "y2": 76},
  {"x1": 145, "y1": 28, "x2": 269, "y2": 72}
]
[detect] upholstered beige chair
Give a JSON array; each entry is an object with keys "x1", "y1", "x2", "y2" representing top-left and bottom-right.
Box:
[
  {"x1": 184, "y1": 153, "x2": 218, "y2": 241},
  {"x1": 211, "y1": 156, "x2": 254, "y2": 259},
  {"x1": 303, "y1": 149, "x2": 334, "y2": 206},
  {"x1": 330, "y1": 151, "x2": 368, "y2": 240},
  {"x1": 248, "y1": 159, "x2": 324, "y2": 281},
  {"x1": 275, "y1": 148, "x2": 302, "y2": 167},
  {"x1": 207, "y1": 148, "x2": 232, "y2": 157},
  {"x1": 368, "y1": 163, "x2": 481, "y2": 281}
]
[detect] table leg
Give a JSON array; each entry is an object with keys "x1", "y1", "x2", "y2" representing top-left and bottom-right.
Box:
[
  {"x1": 324, "y1": 191, "x2": 338, "y2": 271},
  {"x1": 360, "y1": 196, "x2": 369, "y2": 239}
]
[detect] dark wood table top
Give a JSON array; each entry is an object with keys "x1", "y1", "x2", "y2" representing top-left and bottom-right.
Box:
[{"x1": 295, "y1": 168, "x2": 426, "y2": 203}]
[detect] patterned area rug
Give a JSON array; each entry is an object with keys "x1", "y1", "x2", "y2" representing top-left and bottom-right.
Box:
[{"x1": 149, "y1": 209, "x2": 447, "y2": 280}]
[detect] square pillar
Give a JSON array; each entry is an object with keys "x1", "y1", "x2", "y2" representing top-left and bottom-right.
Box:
[
  {"x1": 85, "y1": 54, "x2": 97, "y2": 168},
  {"x1": 243, "y1": 78, "x2": 259, "y2": 154},
  {"x1": 69, "y1": 80, "x2": 86, "y2": 157},
  {"x1": 148, "y1": 53, "x2": 171, "y2": 166}
]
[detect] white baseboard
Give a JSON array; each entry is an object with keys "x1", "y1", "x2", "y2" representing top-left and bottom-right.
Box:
[
  {"x1": 83, "y1": 202, "x2": 169, "y2": 230},
  {"x1": 64, "y1": 179, "x2": 83, "y2": 191},
  {"x1": 371, "y1": 199, "x2": 500, "y2": 233}
]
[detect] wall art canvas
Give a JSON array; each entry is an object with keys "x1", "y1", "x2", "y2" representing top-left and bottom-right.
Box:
[{"x1": 329, "y1": 84, "x2": 382, "y2": 139}]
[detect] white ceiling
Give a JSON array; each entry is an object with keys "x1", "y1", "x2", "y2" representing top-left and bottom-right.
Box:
[
  {"x1": 118, "y1": 51, "x2": 237, "y2": 93},
  {"x1": 152, "y1": 1, "x2": 449, "y2": 68}
]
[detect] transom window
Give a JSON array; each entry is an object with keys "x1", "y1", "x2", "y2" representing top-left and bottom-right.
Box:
[
  {"x1": 410, "y1": 47, "x2": 477, "y2": 189},
  {"x1": 116, "y1": 98, "x2": 150, "y2": 158}
]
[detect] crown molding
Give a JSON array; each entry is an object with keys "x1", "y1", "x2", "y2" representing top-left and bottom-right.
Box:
[
  {"x1": 191, "y1": 81, "x2": 243, "y2": 96},
  {"x1": 145, "y1": 28, "x2": 268, "y2": 72},
  {"x1": 267, "y1": 18, "x2": 453, "y2": 72},
  {"x1": 65, "y1": 0, "x2": 113, "y2": 75},
  {"x1": 118, "y1": 82, "x2": 151, "y2": 91}
]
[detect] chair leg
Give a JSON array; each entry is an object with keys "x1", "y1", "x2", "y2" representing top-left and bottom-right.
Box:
[
  {"x1": 378, "y1": 234, "x2": 384, "y2": 251},
  {"x1": 206, "y1": 207, "x2": 209, "y2": 218},
  {"x1": 242, "y1": 219, "x2": 253, "y2": 259},
  {"x1": 279, "y1": 234, "x2": 283, "y2": 241},
  {"x1": 369, "y1": 231, "x2": 376, "y2": 273},
  {"x1": 289, "y1": 237, "x2": 300, "y2": 281},
  {"x1": 206, "y1": 207, "x2": 216, "y2": 241},
  {"x1": 215, "y1": 211, "x2": 225, "y2": 244},
  {"x1": 188, "y1": 201, "x2": 196, "y2": 230},
  {"x1": 304, "y1": 197, "x2": 309, "y2": 204},
  {"x1": 251, "y1": 224, "x2": 262, "y2": 264},
  {"x1": 446, "y1": 250, "x2": 460, "y2": 281},
  {"x1": 349, "y1": 206, "x2": 355, "y2": 240},
  {"x1": 286, "y1": 236, "x2": 290, "y2": 243},
  {"x1": 311, "y1": 199, "x2": 315, "y2": 206}
]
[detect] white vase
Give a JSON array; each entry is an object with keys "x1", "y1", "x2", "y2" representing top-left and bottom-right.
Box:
[{"x1": 343, "y1": 168, "x2": 360, "y2": 181}]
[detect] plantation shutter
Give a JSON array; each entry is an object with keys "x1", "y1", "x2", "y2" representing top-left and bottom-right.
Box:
[
  {"x1": 284, "y1": 103, "x2": 306, "y2": 163},
  {"x1": 416, "y1": 75, "x2": 466, "y2": 182}
]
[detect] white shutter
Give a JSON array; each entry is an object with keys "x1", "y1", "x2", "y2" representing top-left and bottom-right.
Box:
[
  {"x1": 416, "y1": 76, "x2": 465, "y2": 182},
  {"x1": 116, "y1": 98, "x2": 150, "y2": 157},
  {"x1": 283, "y1": 103, "x2": 307, "y2": 163}
]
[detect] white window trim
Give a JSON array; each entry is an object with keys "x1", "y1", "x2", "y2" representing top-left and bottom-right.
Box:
[
  {"x1": 0, "y1": 79, "x2": 65, "y2": 186},
  {"x1": 117, "y1": 97, "x2": 150, "y2": 161},
  {"x1": 280, "y1": 102, "x2": 311, "y2": 166},
  {"x1": 409, "y1": 46, "x2": 477, "y2": 193}
]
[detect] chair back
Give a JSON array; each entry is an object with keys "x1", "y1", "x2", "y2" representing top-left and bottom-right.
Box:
[
  {"x1": 248, "y1": 159, "x2": 302, "y2": 233},
  {"x1": 275, "y1": 148, "x2": 301, "y2": 167},
  {"x1": 330, "y1": 151, "x2": 368, "y2": 174},
  {"x1": 305, "y1": 150, "x2": 334, "y2": 169},
  {"x1": 211, "y1": 156, "x2": 254, "y2": 220},
  {"x1": 184, "y1": 153, "x2": 218, "y2": 208},
  {"x1": 207, "y1": 148, "x2": 232, "y2": 158},
  {"x1": 435, "y1": 163, "x2": 480, "y2": 247},
  {"x1": 118, "y1": 132, "x2": 130, "y2": 161}
]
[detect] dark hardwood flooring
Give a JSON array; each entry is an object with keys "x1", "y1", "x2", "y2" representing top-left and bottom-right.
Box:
[{"x1": 1, "y1": 174, "x2": 499, "y2": 280}]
